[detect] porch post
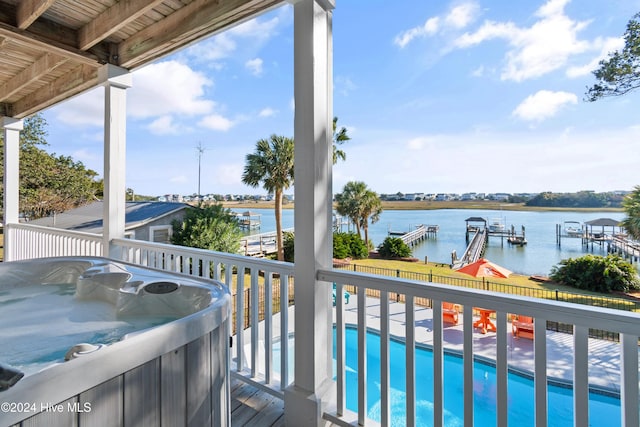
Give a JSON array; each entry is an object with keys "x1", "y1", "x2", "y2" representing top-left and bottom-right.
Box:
[
  {"x1": 1, "y1": 117, "x2": 23, "y2": 262},
  {"x1": 285, "y1": 0, "x2": 335, "y2": 425},
  {"x1": 99, "y1": 65, "x2": 132, "y2": 258}
]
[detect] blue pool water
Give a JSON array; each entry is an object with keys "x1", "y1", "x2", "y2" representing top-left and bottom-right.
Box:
[{"x1": 275, "y1": 327, "x2": 620, "y2": 426}]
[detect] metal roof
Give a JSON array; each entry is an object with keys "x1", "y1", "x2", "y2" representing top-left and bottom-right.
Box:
[
  {"x1": 29, "y1": 201, "x2": 190, "y2": 233},
  {"x1": 584, "y1": 218, "x2": 622, "y2": 227},
  {"x1": 0, "y1": 0, "x2": 282, "y2": 118}
]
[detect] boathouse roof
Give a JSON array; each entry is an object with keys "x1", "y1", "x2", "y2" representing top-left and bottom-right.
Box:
[{"x1": 584, "y1": 218, "x2": 621, "y2": 227}]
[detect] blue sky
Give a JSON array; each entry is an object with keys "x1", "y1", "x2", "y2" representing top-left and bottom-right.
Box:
[{"x1": 42, "y1": 0, "x2": 640, "y2": 197}]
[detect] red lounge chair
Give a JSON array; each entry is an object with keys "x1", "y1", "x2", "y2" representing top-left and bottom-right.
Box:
[
  {"x1": 512, "y1": 315, "x2": 534, "y2": 339},
  {"x1": 442, "y1": 302, "x2": 460, "y2": 325}
]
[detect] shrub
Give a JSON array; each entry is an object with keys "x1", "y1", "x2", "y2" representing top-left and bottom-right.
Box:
[
  {"x1": 333, "y1": 232, "x2": 369, "y2": 260},
  {"x1": 171, "y1": 204, "x2": 242, "y2": 254},
  {"x1": 377, "y1": 237, "x2": 412, "y2": 258},
  {"x1": 550, "y1": 254, "x2": 640, "y2": 293},
  {"x1": 283, "y1": 231, "x2": 295, "y2": 262}
]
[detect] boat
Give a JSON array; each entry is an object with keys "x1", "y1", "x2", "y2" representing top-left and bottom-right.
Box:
[
  {"x1": 507, "y1": 235, "x2": 527, "y2": 246},
  {"x1": 563, "y1": 221, "x2": 583, "y2": 237},
  {"x1": 488, "y1": 218, "x2": 505, "y2": 232}
]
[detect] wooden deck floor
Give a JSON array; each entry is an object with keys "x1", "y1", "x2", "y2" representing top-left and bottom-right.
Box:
[{"x1": 231, "y1": 379, "x2": 284, "y2": 426}]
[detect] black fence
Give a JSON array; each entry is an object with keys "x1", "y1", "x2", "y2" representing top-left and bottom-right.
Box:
[{"x1": 334, "y1": 263, "x2": 640, "y2": 342}]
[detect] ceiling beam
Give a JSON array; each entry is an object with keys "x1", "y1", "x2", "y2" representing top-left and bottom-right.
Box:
[
  {"x1": 78, "y1": 0, "x2": 165, "y2": 51},
  {"x1": 0, "y1": 53, "x2": 67, "y2": 101},
  {"x1": 0, "y1": 21, "x2": 102, "y2": 66},
  {"x1": 11, "y1": 64, "x2": 99, "y2": 118},
  {"x1": 16, "y1": 0, "x2": 55, "y2": 30},
  {"x1": 118, "y1": 0, "x2": 281, "y2": 68}
]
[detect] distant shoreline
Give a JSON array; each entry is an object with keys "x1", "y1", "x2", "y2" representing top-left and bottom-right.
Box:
[{"x1": 217, "y1": 200, "x2": 624, "y2": 212}]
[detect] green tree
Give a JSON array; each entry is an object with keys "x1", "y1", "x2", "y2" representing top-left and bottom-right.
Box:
[
  {"x1": 335, "y1": 181, "x2": 382, "y2": 246},
  {"x1": 171, "y1": 204, "x2": 242, "y2": 254},
  {"x1": 242, "y1": 135, "x2": 294, "y2": 261},
  {"x1": 621, "y1": 186, "x2": 640, "y2": 239},
  {"x1": 332, "y1": 116, "x2": 351, "y2": 164},
  {"x1": 0, "y1": 114, "x2": 100, "y2": 219},
  {"x1": 550, "y1": 254, "x2": 640, "y2": 293},
  {"x1": 586, "y1": 13, "x2": 640, "y2": 101}
]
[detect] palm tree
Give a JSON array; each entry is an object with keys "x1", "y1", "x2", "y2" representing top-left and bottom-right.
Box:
[
  {"x1": 242, "y1": 135, "x2": 294, "y2": 261},
  {"x1": 332, "y1": 116, "x2": 351, "y2": 164},
  {"x1": 335, "y1": 181, "x2": 382, "y2": 246},
  {"x1": 358, "y1": 189, "x2": 382, "y2": 246},
  {"x1": 622, "y1": 185, "x2": 640, "y2": 240}
]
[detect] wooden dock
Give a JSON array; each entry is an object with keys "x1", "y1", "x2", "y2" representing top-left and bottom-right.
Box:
[
  {"x1": 452, "y1": 228, "x2": 486, "y2": 269},
  {"x1": 608, "y1": 235, "x2": 640, "y2": 263},
  {"x1": 240, "y1": 228, "x2": 293, "y2": 257},
  {"x1": 388, "y1": 224, "x2": 438, "y2": 246}
]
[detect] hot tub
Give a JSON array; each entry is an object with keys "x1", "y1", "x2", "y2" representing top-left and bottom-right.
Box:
[{"x1": 0, "y1": 257, "x2": 230, "y2": 427}]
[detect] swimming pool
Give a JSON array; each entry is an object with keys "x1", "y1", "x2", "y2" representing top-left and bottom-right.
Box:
[{"x1": 275, "y1": 327, "x2": 620, "y2": 426}]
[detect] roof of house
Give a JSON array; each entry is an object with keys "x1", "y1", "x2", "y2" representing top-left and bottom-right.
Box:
[
  {"x1": 0, "y1": 0, "x2": 281, "y2": 118},
  {"x1": 30, "y1": 201, "x2": 190, "y2": 233}
]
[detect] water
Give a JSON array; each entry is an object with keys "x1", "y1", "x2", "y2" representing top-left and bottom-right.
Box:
[
  {"x1": 235, "y1": 208, "x2": 626, "y2": 275},
  {"x1": 273, "y1": 328, "x2": 621, "y2": 427},
  {"x1": 1, "y1": 283, "x2": 176, "y2": 376}
]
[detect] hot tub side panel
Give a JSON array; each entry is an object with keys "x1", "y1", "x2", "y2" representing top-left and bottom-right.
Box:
[{"x1": 11, "y1": 321, "x2": 230, "y2": 427}]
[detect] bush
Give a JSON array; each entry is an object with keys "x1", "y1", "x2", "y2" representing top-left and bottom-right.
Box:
[
  {"x1": 333, "y1": 232, "x2": 369, "y2": 260},
  {"x1": 550, "y1": 254, "x2": 640, "y2": 293},
  {"x1": 280, "y1": 231, "x2": 368, "y2": 261},
  {"x1": 377, "y1": 237, "x2": 412, "y2": 258},
  {"x1": 283, "y1": 231, "x2": 295, "y2": 262}
]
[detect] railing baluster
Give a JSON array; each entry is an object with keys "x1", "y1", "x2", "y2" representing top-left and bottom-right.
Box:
[
  {"x1": 336, "y1": 281, "x2": 346, "y2": 416},
  {"x1": 621, "y1": 333, "x2": 639, "y2": 427},
  {"x1": 463, "y1": 304, "x2": 474, "y2": 427},
  {"x1": 573, "y1": 324, "x2": 589, "y2": 427},
  {"x1": 236, "y1": 265, "x2": 246, "y2": 373},
  {"x1": 534, "y1": 317, "x2": 548, "y2": 427},
  {"x1": 250, "y1": 268, "x2": 259, "y2": 378},
  {"x1": 380, "y1": 290, "x2": 390, "y2": 427},
  {"x1": 357, "y1": 288, "x2": 367, "y2": 426},
  {"x1": 264, "y1": 272, "x2": 273, "y2": 384},
  {"x1": 405, "y1": 295, "x2": 416, "y2": 427},
  {"x1": 280, "y1": 274, "x2": 290, "y2": 390},
  {"x1": 432, "y1": 300, "x2": 444, "y2": 427},
  {"x1": 496, "y1": 311, "x2": 508, "y2": 427}
]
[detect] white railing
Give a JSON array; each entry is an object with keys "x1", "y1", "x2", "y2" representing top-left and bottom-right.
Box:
[
  {"x1": 318, "y1": 268, "x2": 640, "y2": 427},
  {"x1": 5, "y1": 223, "x2": 103, "y2": 260},
  {"x1": 112, "y1": 238, "x2": 295, "y2": 396},
  {"x1": 7, "y1": 224, "x2": 640, "y2": 426},
  {"x1": 5, "y1": 224, "x2": 294, "y2": 397}
]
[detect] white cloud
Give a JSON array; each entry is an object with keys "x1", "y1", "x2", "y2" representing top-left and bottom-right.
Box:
[
  {"x1": 259, "y1": 107, "x2": 277, "y2": 117},
  {"x1": 453, "y1": 0, "x2": 594, "y2": 81},
  {"x1": 199, "y1": 114, "x2": 235, "y2": 131},
  {"x1": 335, "y1": 75, "x2": 357, "y2": 96},
  {"x1": 394, "y1": 1, "x2": 479, "y2": 48},
  {"x1": 512, "y1": 90, "x2": 578, "y2": 122},
  {"x1": 245, "y1": 58, "x2": 264, "y2": 76},
  {"x1": 147, "y1": 115, "x2": 179, "y2": 135},
  {"x1": 130, "y1": 61, "x2": 214, "y2": 118},
  {"x1": 407, "y1": 136, "x2": 436, "y2": 150}
]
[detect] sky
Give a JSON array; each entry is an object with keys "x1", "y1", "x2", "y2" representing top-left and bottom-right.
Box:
[{"x1": 41, "y1": 0, "x2": 640, "y2": 197}]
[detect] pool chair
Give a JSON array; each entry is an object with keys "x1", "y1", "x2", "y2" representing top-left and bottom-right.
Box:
[
  {"x1": 333, "y1": 283, "x2": 351, "y2": 306},
  {"x1": 442, "y1": 302, "x2": 460, "y2": 325},
  {"x1": 512, "y1": 315, "x2": 534, "y2": 339}
]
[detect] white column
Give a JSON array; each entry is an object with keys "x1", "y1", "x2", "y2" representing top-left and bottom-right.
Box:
[
  {"x1": 2, "y1": 117, "x2": 24, "y2": 262},
  {"x1": 99, "y1": 65, "x2": 132, "y2": 258},
  {"x1": 285, "y1": 0, "x2": 335, "y2": 425}
]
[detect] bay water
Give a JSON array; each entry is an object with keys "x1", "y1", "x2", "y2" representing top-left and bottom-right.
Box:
[{"x1": 237, "y1": 208, "x2": 626, "y2": 276}]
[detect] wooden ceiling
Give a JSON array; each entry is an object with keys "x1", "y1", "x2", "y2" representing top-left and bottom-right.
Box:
[{"x1": 0, "y1": 0, "x2": 282, "y2": 119}]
